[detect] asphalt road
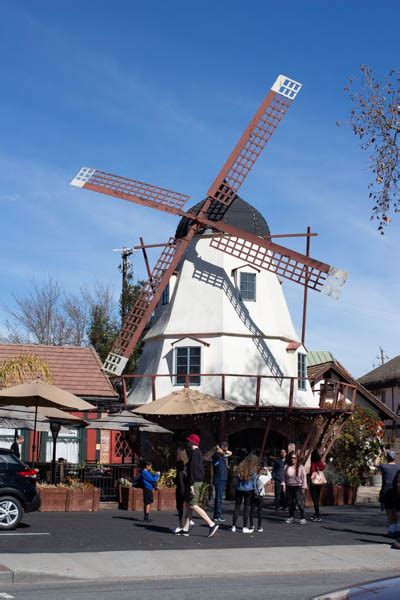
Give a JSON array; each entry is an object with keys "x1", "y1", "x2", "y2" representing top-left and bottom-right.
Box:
[
  {"x1": 0, "y1": 571, "x2": 399, "y2": 600},
  {"x1": 0, "y1": 504, "x2": 393, "y2": 554}
]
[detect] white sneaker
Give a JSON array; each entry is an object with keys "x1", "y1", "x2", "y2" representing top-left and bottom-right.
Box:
[
  {"x1": 231, "y1": 526, "x2": 236, "y2": 533},
  {"x1": 285, "y1": 518, "x2": 294, "y2": 524},
  {"x1": 189, "y1": 520, "x2": 196, "y2": 529},
  {"x1": 257, "y1": 528, "x2": 264, "y2": 532},
  {"x1": 243, "y1": 527, "x2": 254, "y2": 533},
  {"x1": 299, "y1": 518, "x2": 307, "y2": 525},
  {"x1": 171, "y1": 527, "x2": 182, "y2": 534}
]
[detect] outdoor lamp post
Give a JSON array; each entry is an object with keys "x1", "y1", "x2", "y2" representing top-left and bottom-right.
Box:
[{"x1": 50, "y1": 422, "x2": 61, "y2": 485}]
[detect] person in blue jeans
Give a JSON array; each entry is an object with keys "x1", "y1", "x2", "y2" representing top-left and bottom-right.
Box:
[
  {"x1": 212, "y1": 441, "x2": 232, "y2": 522},
  {"x1": 272, "y1": 449, "x2": 287, "y2": 510}
]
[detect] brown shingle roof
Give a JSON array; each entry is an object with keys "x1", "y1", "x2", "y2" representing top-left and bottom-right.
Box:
[
  {"x1": 359, "y1": 355, "x2": 400, "y2": 386},
  {"x1": 307, "y1": 357, "x2": 397, "y2": 421},
  {"x1": 0, "y1": 344, "x2": 118, "y2": 399}
]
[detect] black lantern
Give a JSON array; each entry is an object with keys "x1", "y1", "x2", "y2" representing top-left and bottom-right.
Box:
[{"x1": 50, "y1": 422, "x2": 61, "y2": 485}]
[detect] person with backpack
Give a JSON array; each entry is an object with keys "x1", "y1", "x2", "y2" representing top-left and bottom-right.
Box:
[
  {"x1": 282, "y1": 451, "x2": 308, "y2": 524},
  {"x1": 249, "y1": 465, "x2": 272, "y2": 532},
  {"x1": 232, "y1": 453, "x2": 258, "y2": 533},
  {"x1": 309, "y1": 449, "x2": 326, "y2": 522},
  {"x1": 139, "y1": 460, "x2": 160, "y2": 522}
]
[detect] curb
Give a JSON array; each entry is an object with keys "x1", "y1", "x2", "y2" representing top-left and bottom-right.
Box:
[{"x1": 0, "y1": 564, "x2": 13, "y2": 584}]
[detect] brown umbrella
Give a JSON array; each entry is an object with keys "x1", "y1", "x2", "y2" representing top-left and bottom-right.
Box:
[
  {"x1": 133, "y1": 388, "x2": 236, "y2": 415},
  {"x1": 0, "y1": 380, "x2": 94, "y2": 410},
  {"x1": 0, "y1": 379, "x2": 94, "y2": 464}
]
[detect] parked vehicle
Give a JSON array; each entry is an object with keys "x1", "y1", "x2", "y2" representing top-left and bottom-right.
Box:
[
  {"x1": 314, "y1": 575, "x2": 400, "y2": 599},
  {"x1": 0, "y1": 448, "x2": 40, "y2": 529}
]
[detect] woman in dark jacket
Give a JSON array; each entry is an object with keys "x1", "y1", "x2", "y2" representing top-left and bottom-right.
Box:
[
  {"x1": 379, "y1": 450, "x2": 399, "y2": 537},
  {"x1": 172, "y1": 447, "x2": 189, "y2": 534}
]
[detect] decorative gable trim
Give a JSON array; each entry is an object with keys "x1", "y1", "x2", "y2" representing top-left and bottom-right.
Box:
[{"x1": 171, "y1": 336, "x2": 210, "y2": 347}]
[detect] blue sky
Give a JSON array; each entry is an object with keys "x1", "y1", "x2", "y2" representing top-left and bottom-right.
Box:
[{"x1": 1, "y1": 0, "x2": 399, "y2": 377}]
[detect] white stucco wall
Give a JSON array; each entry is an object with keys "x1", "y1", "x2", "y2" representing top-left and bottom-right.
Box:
[{"x1": 129, "y1": 234, "x2": 317, "y2": 408}]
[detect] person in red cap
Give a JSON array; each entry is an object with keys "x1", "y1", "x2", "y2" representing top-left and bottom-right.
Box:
[{"x1": 179, "y1": 433, "x2": 219, "y2": 538}]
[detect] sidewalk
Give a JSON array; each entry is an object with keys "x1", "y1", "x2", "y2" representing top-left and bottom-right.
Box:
[
  {"x1": 0, "y1": 503, "x2": 395, "y2": 584},
  {"x1": 0, "y1": 544, "x2": 399, "y2": 583}
]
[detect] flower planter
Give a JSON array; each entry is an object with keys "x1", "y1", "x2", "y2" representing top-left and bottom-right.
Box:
[
  {"x1": 39, "y1": 487, "x2": 68, "y2": 512},
  {"x1": 66, "y1": 487, "x2": 100, "y2": 512},
  {"x1": 158, "y1": 488, "x2": 176, "y2": 511}
]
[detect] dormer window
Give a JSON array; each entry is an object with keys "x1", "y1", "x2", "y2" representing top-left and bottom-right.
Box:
[{"x1": 240, "y1": 272, "x2": 256, "y2": 301}]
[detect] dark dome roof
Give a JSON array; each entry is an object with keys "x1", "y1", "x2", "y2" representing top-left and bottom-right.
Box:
[{"x1": 175, "y1": 196, "x2": 270, "y2": 239}]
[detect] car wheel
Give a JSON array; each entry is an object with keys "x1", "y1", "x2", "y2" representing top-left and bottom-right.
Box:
[{"x1": 0, "y1": 497, "x2": 23, "y2": 530}]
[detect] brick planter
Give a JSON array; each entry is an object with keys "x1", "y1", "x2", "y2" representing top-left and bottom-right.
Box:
[
  {"x1": 66, "y1": 487, "x2": 100, "y2": 512},
  {"x1": 39, "y1": 487, "x2": 68, "y2": 512},
  {"x1": 158, "y1": 488, "x2": 176, "y2": 511},
  {"x1": 119, "y1": 486, "x2": 134, "y2": 510}
]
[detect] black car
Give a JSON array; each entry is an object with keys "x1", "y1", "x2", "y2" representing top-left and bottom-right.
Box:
[{"x1": 0, "y1": 448, "x2": 40, "y2": 529}]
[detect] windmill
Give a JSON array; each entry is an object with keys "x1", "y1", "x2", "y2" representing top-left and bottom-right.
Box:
[{"x1": 71, "y1": 74, "x2": 347, "y2": 381}]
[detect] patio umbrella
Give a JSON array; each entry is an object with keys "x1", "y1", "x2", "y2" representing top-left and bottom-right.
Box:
[
  {"x1": 133, "y1": 388, "x2": 237, "y2": 416},
  {"x1": 0, "y1": 379, "x2": 94, "y2": 464}
]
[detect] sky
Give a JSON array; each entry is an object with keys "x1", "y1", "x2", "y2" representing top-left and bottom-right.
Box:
[{"x1": 0, "y1": 0, "x2": 399, "y2": 377}]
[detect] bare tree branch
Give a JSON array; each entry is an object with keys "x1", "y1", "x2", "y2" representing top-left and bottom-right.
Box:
[{"x1": 344, "y1": 65, "x2": 400, "y2": 232}]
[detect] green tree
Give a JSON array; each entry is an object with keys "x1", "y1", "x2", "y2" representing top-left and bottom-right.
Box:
[{"x1": 87, "y1": 285, "x2": 119, "y2": 363}]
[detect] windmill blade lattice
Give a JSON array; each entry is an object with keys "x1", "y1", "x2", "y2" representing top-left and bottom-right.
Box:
[
  {"x1": 71, "y1": 168, "x2": 189, "y2": 213},
  {"x1": 210, "y1": 234, "x2": 347, "y2": 298},
  {"x1": 207, "y1": 75, "x2": 302, "y2": 207}
]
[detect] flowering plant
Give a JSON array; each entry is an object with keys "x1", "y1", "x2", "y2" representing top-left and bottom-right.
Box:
[{"x1": 330, "y1": 407, "x2": 384, "y2": 483}]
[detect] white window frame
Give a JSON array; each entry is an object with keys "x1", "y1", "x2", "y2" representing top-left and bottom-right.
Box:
[
  {"x1": 239, "y1": 271, "x2": 256, "y2": 301},
  {"x1": 162, "y1": 283, "x2": 170, "y2": 305},
  {"x1": 174, "y1": 346, "x2": 201, "y2": 386},
  {"x1": 298, "y1": 352, "x2": 307, "y2": 391}
]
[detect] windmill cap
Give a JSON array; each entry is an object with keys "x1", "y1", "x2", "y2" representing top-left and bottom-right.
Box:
[{"x1": 187, "y1": 433, "x2": 200, "y2": 446}]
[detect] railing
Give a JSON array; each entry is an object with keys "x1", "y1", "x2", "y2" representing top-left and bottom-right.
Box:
[
  {"x1": 36, "y1": 462, "x2": 137, "y2": 502},
  {"x1": 119, "y1": 372, "x2": 357, "y2": 411}
]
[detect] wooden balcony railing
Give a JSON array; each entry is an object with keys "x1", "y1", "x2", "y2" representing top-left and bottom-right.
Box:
[{"x1": 118, "y1": 373, "x2": 357, "y2": 412}]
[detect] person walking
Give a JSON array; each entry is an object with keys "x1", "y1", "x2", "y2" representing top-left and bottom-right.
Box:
[
  {"x1": 282, "y1": 452, "x2": 307, "y2": 524},
  {"x1": 212, "y1": 441, "x2": 232, "y2": 523},
  {"x1": 172, "y1": 447, "x2": 195, "y2": 534},
  {"x1": 250, "y1": 465, "x2": 272, "y2": 532},
  {"x1": 232, "y1": 453, "x2": 258, "y2": 533},
  {"x1": 309, "y1": 450, "x2": 326, "y2": 522},
  {"x1": 180, "y1": 434, "x2": 219, "y2": 538},
  {"x1": 379, "y1": 450, "x2": 399, "y2": 538},
  {"x1": 139, "y1": 460, "x2": 160, "y2": 522},
  {"x1": 10, "y1": 435, "x2": 24, "y2": 459},
  {"x1": 272, "y1": 449, "x2": 287, "y2": 510}
]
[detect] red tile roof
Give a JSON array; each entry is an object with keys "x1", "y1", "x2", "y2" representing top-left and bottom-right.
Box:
[{"x1": 0, "y1": 344, "x2": 118, "y2": 399}]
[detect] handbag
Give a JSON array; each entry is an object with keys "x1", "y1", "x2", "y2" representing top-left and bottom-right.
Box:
[{"x1": 311, "y1": 470, "x2": 327, "y2": 486}]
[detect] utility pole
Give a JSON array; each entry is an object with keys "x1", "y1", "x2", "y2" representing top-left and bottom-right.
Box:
[{"x1": 114, "y1": 247, "x2": 135, "y2": 323}]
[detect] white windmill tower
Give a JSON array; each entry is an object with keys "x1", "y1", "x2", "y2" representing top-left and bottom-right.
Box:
[{"x1": 71, "y1": 74, "x2": 348, "y2": 416}]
